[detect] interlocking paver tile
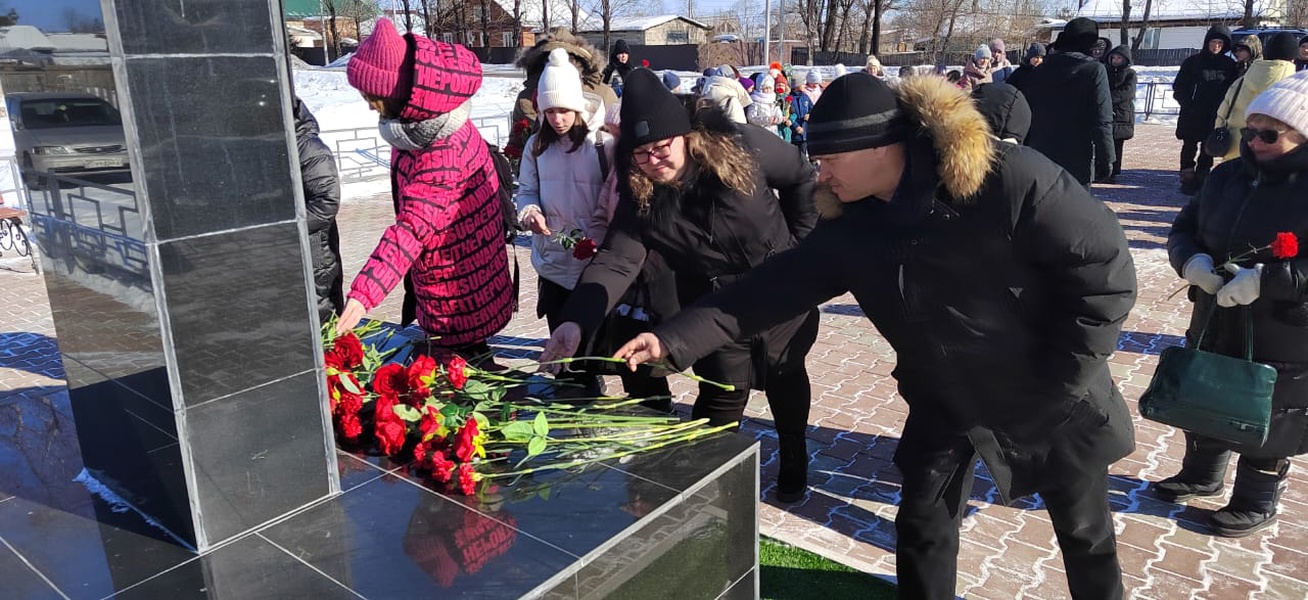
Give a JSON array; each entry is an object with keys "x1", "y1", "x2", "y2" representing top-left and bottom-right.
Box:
[{"x1": 2, "y1": 123, "x2": 1306, "y2": 596}]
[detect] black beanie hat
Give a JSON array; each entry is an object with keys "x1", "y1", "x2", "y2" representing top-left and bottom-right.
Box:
[
  {"x1": 806, "y1": 72, "x2": 911, "y2": 156},
  {"x1": 1053, "y1": 17, "x2": 1099, "y2": 53},
  {"x1": 1265, "y1": 32, "x2": 1299, "y2": 62},
  {"x1": 619, "y1": 68, "x2": 693, "y2": 147}
]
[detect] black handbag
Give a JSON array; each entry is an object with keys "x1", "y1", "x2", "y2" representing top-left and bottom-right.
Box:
[
  {"x1": 1138, "y1": 305, "x2": 1276, "y2": 447},
  {"x1": 1203, "y1": 78, "x2": 1244, "y2": 158}
]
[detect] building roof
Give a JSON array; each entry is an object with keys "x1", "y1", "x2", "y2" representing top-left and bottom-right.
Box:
[
  {"x1": 43, "y1": 33, "x2": 108, "y2": 52},
  {"x1": 578, "y1": 14, "x2": 710, "y2": 33},
  {"x1": 1074, "y1": 0, "x2": 1286, "y2": 23},
  {"x1": 0, "y1": 26, "x2": 54, "y2": 52}
]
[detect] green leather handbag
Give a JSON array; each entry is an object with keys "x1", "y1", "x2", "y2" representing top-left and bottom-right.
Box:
[{"x1": 1139, "y1": 306, "x2": 1276, "y2": 447}]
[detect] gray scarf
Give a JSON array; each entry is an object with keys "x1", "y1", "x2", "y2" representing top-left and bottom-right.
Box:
[{"x1": 378, "y1": 101, "x2": 472, "y2": 151}]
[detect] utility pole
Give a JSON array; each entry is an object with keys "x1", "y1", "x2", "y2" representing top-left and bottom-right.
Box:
[{"x1": 764, "y1": 0, "x2": 771, "y2": 67}]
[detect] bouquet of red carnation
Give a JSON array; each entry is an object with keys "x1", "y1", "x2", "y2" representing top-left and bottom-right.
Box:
[{"x1": 1169, "y1": 232, "x2": 1300, "y2": 299}]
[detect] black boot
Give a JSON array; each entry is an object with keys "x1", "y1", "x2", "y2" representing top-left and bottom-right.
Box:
[
  {"x1": 1210, "y1": 459, "x2": 1289, "y2": 538},
  {"x1": 1153, "y1": 438, "x2": 1230, "y2": 502},
  {"x1": 1179, "y1": 168, "x2": 1200, "y2": 195},
  {"x1": 776, "y1": 433, "x2": 809, "y2": 503}
]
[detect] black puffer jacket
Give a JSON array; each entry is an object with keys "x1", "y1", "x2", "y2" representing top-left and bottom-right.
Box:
[
  {"x1": 971, "y1": 82, "x2": 1031, "y2": 144},
  {"x1": 561, "y1": 109, "x2": 818, "y2": 387},
  {"x1": 1107, "y1": 45, "x2": 1137, "y2": 140},
  {"x1": 295, "y1": 99, "x2": 344, "y2": 322},
  {"x1": 652, "y1": 78, "x2": 1138, "y2": 501},
  {"x1": 1173, "y1": 25, "x2": 1237, "y2": 141},
  {"x1": 1168, "y1": 143, "x2": 1308, "y2": 457},
  {"x1": 1011, "y1": 50, "x2": 1115, "y2": 184}
]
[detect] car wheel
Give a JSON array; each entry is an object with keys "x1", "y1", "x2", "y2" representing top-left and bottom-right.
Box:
[{"x1": 20, "y1": 155, "x2": 45, "y2": 191}]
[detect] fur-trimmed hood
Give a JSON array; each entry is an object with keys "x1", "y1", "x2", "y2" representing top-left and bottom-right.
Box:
[
  {"x1": 516, "y1": 28, "x2": 607, "y2": 86},
  {"x1": 816, "y1": 76, "x2": 996, "y2": 217}
]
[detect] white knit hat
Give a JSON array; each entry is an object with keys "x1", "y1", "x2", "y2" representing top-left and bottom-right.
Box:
[
  {"x1": 1246, "y1": 70, "x2": 1308, "y2": 138},
  {"x1": 806, "y1": 69, "x2": 823, "y2": 84},
  {"x1": 537, "y1": 48, "x2": 587, "y2": 114}
]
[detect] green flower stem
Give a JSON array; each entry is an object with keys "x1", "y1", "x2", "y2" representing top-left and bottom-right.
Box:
[
  {"x1": 479, "y1": 423, "x2": 737, "y2": 480},
  {"x1": 534, "y1": 356, "x2": 737, "y2": 392}
]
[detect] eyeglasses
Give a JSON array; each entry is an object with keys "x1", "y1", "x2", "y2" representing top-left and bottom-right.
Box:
[
  {"x1": 633, "y1": 139, "x2": 675, "y2": 165},
  {"x1": 1241, "y1": 127, "x2": 1288, "y2": 145}
]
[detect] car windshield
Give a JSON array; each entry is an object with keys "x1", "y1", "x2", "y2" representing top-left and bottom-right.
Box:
[{"x1": 19, "y1": 98, "x2": 122, "y2": 129}]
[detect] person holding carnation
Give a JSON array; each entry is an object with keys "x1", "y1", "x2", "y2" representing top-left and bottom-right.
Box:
[
  {"x1": 334, "y1": 18, "x2": 513, "y2": 365},
  {"x1": 1160, "y1": 71, "x2": 1308, "y2": 537},
  {"x1": 538, "y1": 69, "x2": 820, "y2": 503},
  {"x1": 515, "y1": 48, "x2": 613, "y2": 394}
]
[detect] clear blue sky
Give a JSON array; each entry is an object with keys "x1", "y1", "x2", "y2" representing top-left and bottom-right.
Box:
[{"x1": 11, "y1": 0, "x2": 104, "y2": 32}]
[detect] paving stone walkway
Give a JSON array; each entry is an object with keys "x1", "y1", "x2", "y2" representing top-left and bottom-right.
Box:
[{"x1": 2, "y1": 123, "x2": 1305, "y2": 598}]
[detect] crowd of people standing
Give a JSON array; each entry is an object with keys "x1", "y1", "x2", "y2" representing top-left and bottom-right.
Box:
[{"x1": 315, "y1": 16, "x2": 1308, "y2": 598}]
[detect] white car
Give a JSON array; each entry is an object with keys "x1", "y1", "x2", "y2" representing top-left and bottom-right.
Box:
[{"x1": 6, "y1": 92, "x2": 130, "y2": 186}]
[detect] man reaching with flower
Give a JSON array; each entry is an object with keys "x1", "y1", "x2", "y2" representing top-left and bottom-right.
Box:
[{"x1": 614, "y1": 72, "x2": 1139, "y2": 598}]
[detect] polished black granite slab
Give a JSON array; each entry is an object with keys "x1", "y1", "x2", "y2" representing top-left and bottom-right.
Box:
[{"x1": 0, "y1": 381, "x2": 760, "y2": 599}]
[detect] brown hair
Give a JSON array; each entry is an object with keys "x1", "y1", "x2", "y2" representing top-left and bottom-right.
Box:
[
  {"x1": 626, "y1": 128, "x2": 757, "y2": 212},
  {"x1": 532, "y1": 111, "x2": 590, "y2": 157},
  {"x1": 362, "y1": 92, "x2": 404, "y2": 120}
]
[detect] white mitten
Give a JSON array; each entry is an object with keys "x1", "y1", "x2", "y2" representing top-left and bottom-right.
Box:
[
  {"x1": 1182, "y1": 253, "x2": 1224, "y2": 295},
  {"x1": 1216, "y1": 263, "x2": 1263, "y2": 307}
]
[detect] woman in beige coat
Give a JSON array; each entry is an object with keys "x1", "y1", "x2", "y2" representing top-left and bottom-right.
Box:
[{"x1": 1214, "y1": 33, "x2": 1299, "y2": 159}]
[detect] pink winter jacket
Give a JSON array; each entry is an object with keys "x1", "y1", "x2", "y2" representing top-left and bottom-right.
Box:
[{"x1": 348, "y1": 36, "x2": 513, "y2": 346}]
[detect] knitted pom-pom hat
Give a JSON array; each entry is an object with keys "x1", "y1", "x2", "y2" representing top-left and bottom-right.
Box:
[{"x1": 537, "y1": 48, "x2": 587, "y2": 114}]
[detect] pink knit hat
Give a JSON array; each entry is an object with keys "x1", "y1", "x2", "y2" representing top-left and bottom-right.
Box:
[{"x1": 348, "y1": 18, "x2": 408, "y2": 100}]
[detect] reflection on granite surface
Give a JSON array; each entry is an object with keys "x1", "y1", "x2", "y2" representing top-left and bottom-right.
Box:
[
  {"x1": 112, "y1": 0, "x2": 275, "y2": 56},
  {"x1": 113, "y1": 535, "x2": 356, "y2": 600},
  {"x1": 0, "y1": 390, "x2": 87, "y2": 509},
  {"x1": 157, "y1": 222, "x2": 318, "y2": 406},
  {"x1": 400, "y1": 456, "x2": 681, "y2": 557},
  {"x1": 183, "y1": 372, "x2": 333, "y2": 545},
  {"x1": 0, "y1": 541, "x2": 63, "y2": 600},
  {"x1": 125, "y1": 55, "x2": 294, "y2": 241},
  {"x1": 260, "y1": 476, "x2": 577, "y2": 598}
]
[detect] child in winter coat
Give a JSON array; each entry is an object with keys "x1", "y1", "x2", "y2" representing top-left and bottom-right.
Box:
[
  {"x1": 775, "y1": 75, "x2": 793, "y2": 142},
  {"x1": 337, "y1": 18, "x2": 513, "y2": 363},
  {"x1": 746, "y1": 75, "x2": 784, "y2": 134},
  {"x1": 1106, "y1": 45, "x2": 1138, "y2": 179},
  {"x1": 789, "y1": 83, "x2": 815, "y2": 158},
  {"x1": 516, "y1": 50, "x2": 611, "y2": 335}
]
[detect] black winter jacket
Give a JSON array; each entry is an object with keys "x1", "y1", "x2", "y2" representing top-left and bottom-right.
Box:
[
  {"x1": 1012, "y1": 50, "x2": 1116, "y2": 184},
  {"x1": 1167, "y1": 143, "x2": 1308, "y2": 457},
  {"x1": 651, "y1": 78, "x2": 1138, "y2": 501},
  {"x1": 561, "y1": 111, "x2": 818, "y2": 386},
  {"x1": 1173, "y1": 26, "x2": 1237, "y2": 141},
  {"x1": 295, "y1": 100, "x2": 344, "y2": 322},
  {"x1": 1107, "y1": 45, "x2": 1137, "y2": 141}
]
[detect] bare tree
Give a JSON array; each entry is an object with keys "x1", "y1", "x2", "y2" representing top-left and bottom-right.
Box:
[
  {"x1": 60, "y1": 7, "x2": 103, "y2": 33},
  {"x1": 542, "y1": 0, "x2": 550, "y2": 31},
  {"x1": 418, "y1": 0, "x2": 433, "y2": 32},
  {"x1": 1286, "y1": 0, "x2": 1308, "y2": 27},
  {"x1": 1243, "y1": 0, "x2": 1256, "y2": 27},
  {"x1": 1130, "y1": 0, "x2": 1152, "y2": 51},
  {"x1": 323, "y1": 0, "x2": 343, "y2": 61},
  {"x1": 512, "y1": 0, "x2": 523, "y2": 47},
  {"x1": 341, "y1": 0, "x2": 381, "y2": 45},
  {"x1": 571, "y1": 0, "x2": 582, "y2": 31},
  {"x1": 1119, "y1": 0, "x2": 1130, "y2": 47},
  {"x1": 400, "y1": 0, "x2": 414, "y2": 30},
  {"x1": 0, "y1": 1, "x2": 18, "y2": 26},
  {"x1": 857, "y1": 0, "x2": 896, "y2": 56},
  {"x1": 593, "y1": 0, "x2": 642, "y2": 54},
  {"x1": 685, "y1": 0, "x2": 698, "y2": 18}
]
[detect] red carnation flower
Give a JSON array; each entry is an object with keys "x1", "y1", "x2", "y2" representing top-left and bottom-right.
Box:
[
  {"x1": 572, "y1": 237, "x2": 598, "y2": 260},
  {"x1": 453, "y1": 419, "x2": 480, "y2": 462},
  {"x1": 376, "y1": 419, "x2": 407, "y2": 456},
  {"x1": 412, "y1": 440, "x2": 432, "y2": 468},
  {"x1": 419, "y1": 405, "x2": 444, "y2": 438},
  {"x1": 1272, "y1": 232, "x2": 1299, "y2": 259},
  {"x1": 324, "y1": 350, "x2": 346, "y2": 370},
  {"x1": 339, "y1": 413, "x2": 363, "y2": 440},
  {"x1": 329, "y1": 332, "x2": 365, "y2": 369},
  {"x1": 458, "y1": 464, "x2": 477, "y2": 495},
  {"x1": 372, "y1": 363, "x2": 408, "y2": 396},
  {"x1": 430, "y1": 451, "x2": 455, "y2": 482},
  {"x1": 641, "y1": 59, "x2": 650, "y2": 67},
  {"x1": 406, "y1": 355, "x2": 436, "y2": 402},
  {"x1": 374, "y1": 393, "x2": 399, "y2": 424},
  {"x1": 447, "y1": 356, "x2": 469, "y2": 390},
  {"x1": 338, "y1": 389, "x2": 363, "y2": 417}
]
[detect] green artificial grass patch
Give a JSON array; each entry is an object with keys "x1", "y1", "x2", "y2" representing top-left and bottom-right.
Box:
[{"x1": 760, "y1": 537, "x2": 896, "y2": 599}]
